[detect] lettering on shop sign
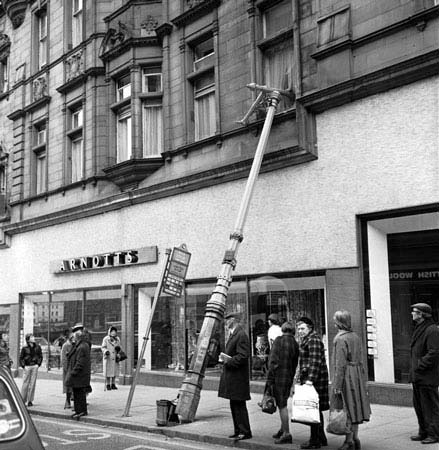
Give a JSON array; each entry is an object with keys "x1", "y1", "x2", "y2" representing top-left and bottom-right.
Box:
[
  {"x1": 50, "y1": 246, "x2": 158, "y2": 273},
  {"x1": 389, "y1": 270, "x2": 439, "y2": 280}
]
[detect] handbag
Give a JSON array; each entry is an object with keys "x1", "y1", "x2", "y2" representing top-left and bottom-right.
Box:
[
  {"x1": 258, "y1": 384, "x2": 277, "y2": 414},
  {"x1": 326, "y1": 392, "x2": 351, "y2": 435},
  {"x1": 116, "y1": 350, "x2": 127, "y2": 363},
  {"x1": 291, "y1": 384, "x2": 320, "y2": 424}
]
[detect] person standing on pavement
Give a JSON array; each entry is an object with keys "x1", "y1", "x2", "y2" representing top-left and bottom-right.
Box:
[
  {"x1": 409, "y1": 303, "x2": 439, "y2": 445},
  {"x1": 218, "y1": 312, "x2": 252, "y2": 441},
  {"x1": 332, "y1": 310, "x2": 371, "y2": 450},
  {"x1": 268, "y1": 313, "x2": 283, "y2": 349},
  {"x1": 19, "y1": 333, "x2": 43, "y2": 407},
  {"x1": 267, "y1": 321, "x2": 299, "y2": 444},
  {"x1": 296, "y1": 317, "x2": 329, "y2": 450},
  {"x1": 0, "y1": 332, "x2": 13, "y2": 373},
  {"x1": 61, "y1": 333, "x2": 74, "y2": 409},
  {"x1": 65, "y1": 323, "x2": 91, "y2": 420},
  {"x1": 101, "y1": 326, "x2": 122, "y2": 391}
]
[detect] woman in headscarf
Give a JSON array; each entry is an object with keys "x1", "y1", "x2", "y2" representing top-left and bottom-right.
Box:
[
  {"x1": 101, "y1": 326, "x2": 122, "y2": 391},
  {"x1": 296, "y1": 316, "x2": 329, "y2": 450},
  {"x1": 332, "y1": 310, "x2": 371, "y2": 450}
]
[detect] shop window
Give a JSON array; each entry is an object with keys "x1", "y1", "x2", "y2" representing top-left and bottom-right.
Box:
[
  {"x1": 67, "y1": 106, "x2": 84, "y2": 182},
  {"x1": 72, "y1": 0, "x2": 83, "y2": 48},
  {"x1": 142, "y1": 104, "x2": 163, "y2": 157},
  {"x1": 117, "y1": 108, "x2": 132, "y2": 162}
]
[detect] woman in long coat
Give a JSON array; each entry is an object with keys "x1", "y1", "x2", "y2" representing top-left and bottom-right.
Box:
[
  {"x1": 61, "y1": 334, "x2": 74, "y2": 408},
  {"x1": 267, "y1": 322, "x2": 299, "y2": 444},
  {"x1": 101, "y1": 326, "x2": 121, "y2": 391},
  {"x1": 332, "y1": 310, "x2": 371, "y2": 450},
  {"x1": 297, "y1": 317, "x2": 329, "y2": 450}
]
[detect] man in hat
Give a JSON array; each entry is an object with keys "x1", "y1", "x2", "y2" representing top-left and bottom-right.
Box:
[
  {"x1": 409, "y1": 303, "x2": 439, "y2": 444},
  {"x1": 267, "y1": 313, "x2": 282, "y2": 349},
  {"x1": 65, "y1": 323, "x2": 91, "y2": 420},
  {"x1": 218, "y1": 312, "x2": 252, "y2": 441}
]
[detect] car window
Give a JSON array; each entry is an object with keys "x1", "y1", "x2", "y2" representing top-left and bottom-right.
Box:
[{"x1": 0, "y1": 376, "x2": 25, "y2": 441}]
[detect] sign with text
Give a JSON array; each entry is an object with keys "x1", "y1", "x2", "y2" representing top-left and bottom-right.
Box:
[
  {"x1": 163, "y1": 244, "x2": 191, "y2": 297},
  {"x1": 50, "y1": 246, "x2": 158, "y2": 273}
]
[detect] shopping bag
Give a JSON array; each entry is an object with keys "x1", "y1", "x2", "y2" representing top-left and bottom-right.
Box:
[
  {"x1": 291, "y1": 384, "x2": 320, "y2": 424},
  {"x1": 258, "y1": 384, "x2": 277, "y2": 414},
  {"x1": 326, "y1": 393, "x2": 351, "y2": 435}
]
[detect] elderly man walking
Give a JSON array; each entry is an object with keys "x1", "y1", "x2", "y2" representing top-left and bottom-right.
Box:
[{"x1": 409, "y1": 303, "x2": 439, "y2": 445}]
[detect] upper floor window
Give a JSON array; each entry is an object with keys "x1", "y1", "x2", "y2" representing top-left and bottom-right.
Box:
[
  {"x1": 142, "y1": 68, "x2": 162, "y2": 93},
  {"x1": 117, "y1": 74, "x2": 131, "y2": 101},
  {"x1": 35, "y1": 122, "x2": 46, "y2": 147},
  {"x1": 33, "y1": 121, "x2": 47, "y2": 195},
  {"x1": 117, "y1": 108, "x2": 132, "y2": 163},
  {"x1": 72, "y1": 0, "x2": 83, "y2": 48},
  {"x1": 0, "y1": 165, "x2": 5, "y2": 194},
  {"x1": 0, "y1": 55, "x2": 8, "y2": 94},
  {"x1": 143, "y1": 104, "x2": 163, "y2": 157},
  {"x1": 193, "y1": 37, "x2": 214, "y2": 71},
  {"x1": 68, "y1": 106, "x2": 84, "y2": 182},
  {"x1": 37, "y1": 9, "x2": 48, "y2": 69},
  {"x1": 262, "y1": 0, "x2": 292, "y2": 39}
]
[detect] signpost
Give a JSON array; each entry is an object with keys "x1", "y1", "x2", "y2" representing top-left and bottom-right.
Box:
[{"x1": 122, "y1": 244, "x2": 191, "y2": 417}]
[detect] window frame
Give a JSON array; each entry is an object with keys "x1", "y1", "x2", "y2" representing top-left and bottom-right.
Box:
[
  {"x1": 67, "y1": 105, "x2": 84, "y2": 183},
  {"x1": 72, "y1": 0, "x2": 83, "y2": 48},
  {"x1": 117, "y1": 74, "x2": 131, "y2": 102},
  {"x1": 142, "y1": 102, "x2": 163, "y2": 157},
  {"x1": 0, "y1": 55, "x2": 9, "y2": 94},
  {"x1": 142, "y1": 69, "x2": 162, "y2": 94},
  {"x1": 116, "y1": 107, "x2": 132, "y2": 163},
  {"x1": 37, "y1": 9, "x2": 48, "y2": 70}
]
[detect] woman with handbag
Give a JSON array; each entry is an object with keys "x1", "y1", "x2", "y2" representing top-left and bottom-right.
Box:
[
  {"x1": 331, "y1": 310, "x2": 371, "y2": 450},
  {"x1": 101, "y1": 326, "x2": 123, "y2": 391},
  {"x1": 267, "y1": 321, "x2": 299, "y2": 444}
]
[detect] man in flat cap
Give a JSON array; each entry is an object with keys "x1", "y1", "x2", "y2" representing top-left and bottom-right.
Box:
[
  {"x1": 218, "y1": 312, "x2": 252, "y2": 441},
  {"x1": 409, "y1": 303, "x2": 439, "y2": 444}
]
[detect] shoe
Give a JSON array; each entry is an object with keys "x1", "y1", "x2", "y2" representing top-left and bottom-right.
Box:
[
  {"x1": 421, "y1": 437, "x2": 439, "y2": 444},
  {"x1": 353, "y1": 438, "x2": 361, "y2": 450},
  {"x1": 411, "y1": 435, "x2": 427, "y2": 441},
  {"x1": 272, "y1": 429, "x2": 283, "y2": 439},
  {"x1": 106, "y1": 385, "x2": 111, "y2": 391},
  {"x1": 275, "y1": 433, "x2": 293, "y2": 444},
  {"x1": 234, "y1": 434, "x2": 252, "y2": 441},
  {"x1": 300, "y1": 443, "x2": 321, "y2": 449},
  {"x1": 27, "y1": 402, "x2": 33, "y2": 407},
  {"x1": 228, "y1": 434, "x2": 239, "y2": 438},
  {"x1": 111, "y1": 384, "x2": 118, "y2": 390},
  {"x1": 338, "y1": 442, "x2": 354, "y2": 450},
  {"x1": 71, "y1": 412, "x2": 87, "y2": 420}
]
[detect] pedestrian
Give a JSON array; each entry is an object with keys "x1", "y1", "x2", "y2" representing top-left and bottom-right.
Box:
[
  {"x1": 101, "y1": 326, "x2": 122, "y2": 390},
  {"x1": 267, "y1": 321, "x2": 299, "y2": 444},
  {"x1": 332, "y1": 310, "x2": 371, "y2": 450},
  {"x1": 65, "y1": 323, "x2": 91, "y2": 420},
  {"x1": 19, "y1": 333, "x2": 43, "y2": 407},
  {"x1": 61, "y1": 333, "x2": 74, "y2": 409},
  {"x1": 218, "y1": 312, "x2": 252, "y2": 441},
  {"x1": 296, "y1": 317, "x2": 329, "y2": 449},
  {"x1": 409, "y1": 303, "x2": 439, "y2": 444},
  {"x1": 0, "y1": 332, "x2": 13, "y2": 373},
  {"x1": 268, "y1": 313, "x2": 282, "y2": 349}
]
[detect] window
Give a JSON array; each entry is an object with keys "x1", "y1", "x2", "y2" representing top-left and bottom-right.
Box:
[
  {"x1": 37, "y1": 10, "x2": 48, "y2": 69},
  {"x1": 194, "y1": 74, "x2": 216, "y2": 140},
  {"x1": 71, "y1": 138, "x2": 83, "y2": 182},
  {"x1": 143, "y1": 104, "x2": 163, "y2": 157},
  {"x1": 72, "y1": 108, "x2": 83, "y2": 129},
  {"x1": 117, "y1": 109, "x2": 132, "y2": 162},
  {"x1": 142, "y1": 69, "x2": 162, "y2": 93},
  {"x1": 193, "y1": 37, "x2": 214, "y2": 71},
  {"x1": 0, "y1": 56, "x2": 8, "y2": 93},
  {"x1": 117, "y1": 74, "x2": 131, "y2": 101},
  {"x1": 72, "y1": 0, "x2": 83, "y2": 48},
  {"x1": 0, "y1": 165, "x2": 5, "y2": 194},
  {"x1": 68, "y1": 106, "x2": 84, "y2": 182},
  {"x1": 262, "y1": 0, "x2": 292, "y2": 38},
  {"x1": 35, "y1": 122, "x2": 46, "y2": 147},
  {"x1": 33, "y1": 122, "x2": 47, "y2": 194}
]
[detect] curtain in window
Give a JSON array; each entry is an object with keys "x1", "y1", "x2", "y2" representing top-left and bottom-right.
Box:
[
  {"x1": 36, "y1": 153, "x2": 46, "y2": 194},
  {"x1": 194, "y1": 89, "x2": 215, "y2": 140},
  {"x1": 117, "y1": 113, "x2": 131, "y2": 163},
  {"x1": 143, "y1": 105, "x2": 163, "y2": 157},
  {"x1": 71, "y1": 138, "x2": 83, "y2": 182}
]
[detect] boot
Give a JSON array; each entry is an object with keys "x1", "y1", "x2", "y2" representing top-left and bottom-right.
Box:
[
  {"x1": 111, "y1": 384, "x2": 117, "y2": 390},
  {"x1": 106, "y1": 384, "x2": 111, "y2": 391}
]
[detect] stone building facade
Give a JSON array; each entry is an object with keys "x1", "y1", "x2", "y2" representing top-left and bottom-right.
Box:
[{"x1": 0, "y1": 0, "x2": 437, "y2": 405}]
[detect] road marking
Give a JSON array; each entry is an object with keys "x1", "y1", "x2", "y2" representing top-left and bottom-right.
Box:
[{"x1": 39, "y1": 434, "x2": 86, "y2": 445}]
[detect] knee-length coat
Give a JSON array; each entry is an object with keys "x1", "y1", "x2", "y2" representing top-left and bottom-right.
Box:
[
  {"x1": 61, "y1": 338, "x2": 73, "y2": 394},
  {"x1": 298, "y1": 331, "x2": 330, "y2": 411},
  {"x1": 65, "y1": 335, "x2": 91, "y2": 389},
  {"x1": 332, "y1": 330, "x2": 371, "y2": 424},
  {"x1": 218, "y1": 325, "x2": 251, "y2": 401},
  {"x1": 101, "y1": 330, "x2": 121, "y2": 378}
]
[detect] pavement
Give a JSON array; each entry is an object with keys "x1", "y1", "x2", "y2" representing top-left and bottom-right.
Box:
[{"x1": 14, "y1": 371, "x2": 422, "y2": 450}]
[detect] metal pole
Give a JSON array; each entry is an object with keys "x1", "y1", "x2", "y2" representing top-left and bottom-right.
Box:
[
  {"x1": 122, "y1": 248, "x2": 171, "y2": 417},
  {"x1": 175, "y1": 88, "x2": 281, "y2": 422}
]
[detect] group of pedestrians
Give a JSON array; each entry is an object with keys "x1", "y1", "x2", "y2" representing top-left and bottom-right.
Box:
[{"x1": 218, "y1": 310, "x2": 371, "y2": 450}]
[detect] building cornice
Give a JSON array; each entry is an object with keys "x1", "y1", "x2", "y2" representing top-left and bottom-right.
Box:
[{"x1": 171, "y1": 0, "x2": 221, "y2": 28}]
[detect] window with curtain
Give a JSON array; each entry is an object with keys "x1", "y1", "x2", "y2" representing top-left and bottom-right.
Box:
[
  {"x1": 35, "y1": 150, "x2": 46, "y2": 194},
  {"x1": 142, "y1": 104, "x2": 163, "y2": 157},
  {"x1": 194, "y1": 73, "x2": 216, "y2": 141},
  {"x1": 117, "y1": 109, "x2": 132, "y2": 162},
  {"x1": 71, "y1": 137, "x2": 83, "y2": 182},
  {"x1": 67, "y1": 106, "x2": 84, "y2": 183},
  {"x1": 72, "y1": 0, "x2": 83, "y2": 48}
]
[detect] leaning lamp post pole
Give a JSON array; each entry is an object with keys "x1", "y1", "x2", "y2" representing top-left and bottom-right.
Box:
[{"x1": 176, "y1": 84, "x2": 290, "y2": 422}]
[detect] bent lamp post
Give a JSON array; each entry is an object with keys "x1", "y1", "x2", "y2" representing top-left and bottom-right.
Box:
[{"x1": 175, "y1": 84, "x2": 291, "y2": 422}]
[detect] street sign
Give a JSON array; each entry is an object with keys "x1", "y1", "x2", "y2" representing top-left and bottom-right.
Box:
[{"x1": 163, "y1": 244, "x2": 191, "y2": 297}]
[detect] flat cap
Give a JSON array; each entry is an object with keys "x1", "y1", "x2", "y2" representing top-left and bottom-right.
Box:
[
  {"x1": 411, "y1": 303, "x2": 432, "y2": 316},
  {"x1": 224, "y1": 312, "x2": 241, "y2": 320},
  {"x1": 297, "y1": 316, "x2": 315, "y2": 328},
  {"x1": 72, "y1": 323, "x2": 84, "y2": 332}
]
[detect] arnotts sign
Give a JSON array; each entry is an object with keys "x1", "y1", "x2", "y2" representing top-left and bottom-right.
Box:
[{"x1": 50, "y1": 246, "x2": 158, "y2": 273}]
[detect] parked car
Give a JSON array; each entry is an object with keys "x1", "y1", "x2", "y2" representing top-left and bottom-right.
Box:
[{"x1": 0, "y1": 365, "x2": 44, "y2": 449}]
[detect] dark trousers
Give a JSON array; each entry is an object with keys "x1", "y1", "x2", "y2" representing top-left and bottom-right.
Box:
[
  {"x1": 230, "y1": 400, "x2": 251, "y2": 436},
  {"x1": 413, "y1": 383, "x2": 439, "y2": 438},
  {"x1": 73, "y1": 387, "x2": 87, "y2": 415},
  {"x1": 310, "y1": 411, "x2": 327, "y2": 445}
]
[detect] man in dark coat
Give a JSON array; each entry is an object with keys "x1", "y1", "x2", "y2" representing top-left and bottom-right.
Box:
[
  {"x1": 409, "y1": 303, "x2": 439, "y2": 444},
  {"x1": 19, "y1": 333, "x2": 43, "y2": 407},
  {"x1": 267, "y1": 321, "x2": 299, "y2": 444},
  {"x1": 297, "y1": 317, "x2": 329, "y2": 450},
  {"x1": 218, "y1": 312, "x2": 252, "y2": 441},
  {"x1": 65, "y1": 323, "x2": 91, "y2": 420}
]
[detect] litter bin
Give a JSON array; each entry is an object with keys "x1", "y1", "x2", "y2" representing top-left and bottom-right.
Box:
[{"x1": 156, "y1": 399, "x2": 179, "y2": 426}]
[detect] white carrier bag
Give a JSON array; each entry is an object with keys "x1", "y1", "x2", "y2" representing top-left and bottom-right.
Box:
[{"x1": 291, "y1": 384, "x2": 320, "y2": 424}]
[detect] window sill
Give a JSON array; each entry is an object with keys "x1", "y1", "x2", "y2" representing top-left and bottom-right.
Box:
[
  {"x1": 258, "y1": 28, "x2": 294, "y2": 50},
  {"x1": 139, "y1": 92, "x2": 163, "y2": 101},
  {"x1": 67, "y1": 127, "x2": 83, "y2": 139},
  {"x1": 110, "y1": 97, "x2": 131, "y2": 111}
]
